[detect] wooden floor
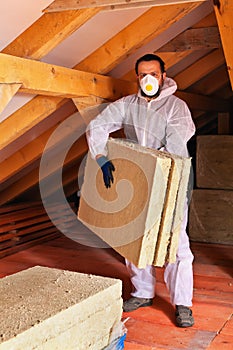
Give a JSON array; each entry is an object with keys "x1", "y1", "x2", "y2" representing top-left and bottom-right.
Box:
[{"x1": 0, "y1": 233, "x2": 232, "y2": 350}]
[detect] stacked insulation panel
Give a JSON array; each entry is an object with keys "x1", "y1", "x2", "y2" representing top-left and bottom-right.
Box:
[
  {"x1": 0, "y1": 266, "x2": 122, "y2": 350},
  {"x1": 78, "y1": 138, "x2": 191, "y2": 267},
  {"x1": 189, "y1": 135, "x2": 233, "y2": 245}
]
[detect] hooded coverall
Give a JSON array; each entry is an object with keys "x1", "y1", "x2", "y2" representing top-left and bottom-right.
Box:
[{"x1": 87, "y1": 77, "x2": 196, "y2": 307}]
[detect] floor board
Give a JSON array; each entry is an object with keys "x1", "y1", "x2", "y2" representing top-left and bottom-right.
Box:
[{"x1": 0, "y1": 235, "x2": 232, "y2": 349}]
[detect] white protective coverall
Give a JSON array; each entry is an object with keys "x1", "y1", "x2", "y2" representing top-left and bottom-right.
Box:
[{"x1": 87, "y1": 77, "x2": 196, "y2": 307}]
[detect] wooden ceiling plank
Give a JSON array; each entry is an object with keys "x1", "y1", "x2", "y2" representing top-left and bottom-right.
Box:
[
  {"x1": 0, "y1": 83, "x2": 21, "y2": 115},
  {"x1": 214, "y1": 0, "x2": 233, "y2": 90},
  {"x1": 158, "y1": 27, "x2": 220, "y2": 52},
  {"x1": 174, "y1": 48, "x2": 226, "y2": 90},
  {"x1": 0, "y1": 53, "x2": 137, "y2": 99},
  {"x1": 2, "y1": 9, "x2": 100, "y2": 60},
  {"x1": 44, "y1": 0, "x2": 206, "y2": 12},
  {"x1": 104, "y1": 0, "x2": 206, "y2": 11},
  {"x1": 44, "y1": 0, "x2": 152, "y2": 12}
]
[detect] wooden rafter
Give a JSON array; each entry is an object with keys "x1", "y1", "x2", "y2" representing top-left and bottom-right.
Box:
[
  {"x1": 0, "y1": 53, "x2": 137, "y2": 99},
  {"x1": 44, "y1": 0, "x2": 206, "y2": 12},
  {"x1": 214, "y1": 0, "x2": 233, "y2": 90}
]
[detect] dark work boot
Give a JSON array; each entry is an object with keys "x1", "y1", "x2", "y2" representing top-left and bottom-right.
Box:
[
  {"x1": 175, "y1": 305, "x2": 194, "y2": 328},
  {"x1": 123, "y1": 297, "x2": 153, "y2": 312}
]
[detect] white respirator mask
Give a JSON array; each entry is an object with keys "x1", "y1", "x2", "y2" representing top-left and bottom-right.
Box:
[{"x1": 140, "y1": 74, "x2": 159, "y2": 96}]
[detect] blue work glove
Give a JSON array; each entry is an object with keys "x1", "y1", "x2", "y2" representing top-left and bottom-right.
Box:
[{"x1": 96, "y1": 156, "x2": 115, "y2": 189}]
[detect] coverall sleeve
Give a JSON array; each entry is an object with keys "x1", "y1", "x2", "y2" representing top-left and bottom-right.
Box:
[
  {"x1": 86, "y1": 99, "x2": 125, "y2": 159},
  {"x1": 165, "y1": 98, "x2": 196, "y2": 157}
]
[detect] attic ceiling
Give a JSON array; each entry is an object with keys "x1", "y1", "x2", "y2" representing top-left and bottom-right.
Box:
[{"x1": 0, "y1": 0, "x2": 232, "y2": 205}]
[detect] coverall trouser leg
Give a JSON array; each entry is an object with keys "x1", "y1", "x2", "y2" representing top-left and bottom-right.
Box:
[{"x1": 125, "y1": 204, "x2": 194, "y2": 307}]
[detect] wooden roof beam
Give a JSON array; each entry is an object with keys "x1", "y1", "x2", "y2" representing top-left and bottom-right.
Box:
[{"x1": 0, "y1": 53, "x2": 137, "y2": 99}]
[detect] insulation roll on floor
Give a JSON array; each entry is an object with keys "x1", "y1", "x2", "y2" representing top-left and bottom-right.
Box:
[
  {"x1": 0, "y1": 266, "x2": 123, "y2": 350},
  {"x1": 78, "y1": 138, "x2": 191, "y2": 268}
]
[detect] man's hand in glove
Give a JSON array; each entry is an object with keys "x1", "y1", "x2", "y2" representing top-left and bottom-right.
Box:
[{"x1": 96, "y1": 156, "x2": 115, "y2": 189}]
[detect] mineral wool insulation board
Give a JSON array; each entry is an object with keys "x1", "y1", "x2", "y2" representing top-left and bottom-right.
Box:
[
  {"x1": 189, "y1": 189, "x2": 233, "y2": 245},
  {"x1": 0, "y1": 266, "x2": 122, "y2": 350},
  {"x1": 78, "y1": 138, "x2": 191, "y2": 268},
  {"x1": 196, "y1": 135, "x2": 233, "y2": 190}
]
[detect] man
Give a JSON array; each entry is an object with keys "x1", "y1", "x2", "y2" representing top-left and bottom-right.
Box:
[{"x1": 86, "y1": 53, "x2": 195, "y2": 328}]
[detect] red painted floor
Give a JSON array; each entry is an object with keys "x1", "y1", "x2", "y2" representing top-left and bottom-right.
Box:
[{"x1": 0, "y1": 235, "x2": 232, "y2": 349}]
